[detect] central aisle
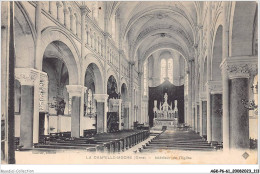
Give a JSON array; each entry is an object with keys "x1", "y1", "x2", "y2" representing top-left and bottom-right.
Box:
[{"x1": 141, "y1": 129, "x2": 215, "y2": 152}]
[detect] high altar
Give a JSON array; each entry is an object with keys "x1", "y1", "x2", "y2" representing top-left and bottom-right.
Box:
[{"x1": 153, "y1": 93, "x2": 178, "y2": 128}]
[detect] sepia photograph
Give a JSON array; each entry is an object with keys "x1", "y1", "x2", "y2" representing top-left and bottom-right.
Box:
[{"x1": 1, "y1": 0, "x2": 259, "y2": 173}]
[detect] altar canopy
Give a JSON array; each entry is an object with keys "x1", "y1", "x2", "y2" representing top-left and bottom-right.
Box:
[{"x1": 148, "y1": 80, "x2": 184, "y2": 127}]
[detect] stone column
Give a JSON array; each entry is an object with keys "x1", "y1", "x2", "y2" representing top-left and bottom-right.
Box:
[
  {"x1": 80, "y1": 87, "x2": 87, "y2": 137},
  {"x1": 49, "y1": 1, "x2": 54, "y2": 15},
  {"x1": 44, "y1": 114, "x2": 49, "y2": 135},
  {"x1": 199, "y1": 93, "x2": 207, "y2": 137},
  {"x1": 118, "y1": 99, "x2": 122, "y2": 130},
  {"x1": 125, "y1": 102, "x2": 131, "y2": 129},
  {"x1": 221, "y1": 56, "x2": 257, "y2": 149},
  {"x1": 187, "y1": 63, "x2": 192, "y2": 127},
  {"x1": 206, "y1": 1, "x2": 212, "y2": 142},
  {"x1": 196, "y1": 104, "x2": 200, "y2": 133},
  {"x1": 94, "y1": 94, "x2": 108, "y2": 133},
  {"x1": 208, "y1": 81, "x2": 223, "y2": 144},
  {"x1": 230, "y1": 78, "x2": 249, "y2": 149},
  {"x1": 64, "y1": 8, "x2": 69, "y2": 28},
  {"x1": 199, "y1": 100, "x2": 203, "y2": 136},
  {"x1": 129, "y1": 61, "x2": 135, "y2": 128},
  {"x1": 206, "y1": 82, "x2": 212, "y2": 142},
  {"x1": 138, "y1": 71, "x2": 143, "y2": 123},
  {"x1": 15, "y1": 69, "x2": 38, "y2": 149},
  {"x1": 66, "y1": 85, "x2": 83, "y2": 138},
  {"x1": 221, "y1": 1, "x2": 230, "y2": 151},
  {"x1": 68, "y1": 7, "x2": 74, "y2": 32},
  {"x1": 201, "y1": 100, "x2": 207, "y2": 137},
  {"x1": 56, "y1": 2, "x2": 62, "y2": 23},
  {"x1": 75, "y1": 14, "x2": 79, "y2": 36}
]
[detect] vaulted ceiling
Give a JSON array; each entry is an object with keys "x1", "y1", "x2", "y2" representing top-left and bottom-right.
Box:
[{"x1": 106, "y1": 1, "x2": 200, "y2": 62}]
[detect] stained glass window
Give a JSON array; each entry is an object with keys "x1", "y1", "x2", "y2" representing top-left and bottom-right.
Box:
[
  {"x1": 161, "y1": 58, "x2": 173, "y2": 83},
  {"x1": 161, "y1": 59, "x2": 166, "y2": 83},
  {"x1": 168, "y1": 59, "x2": 173, "y2": 83}
]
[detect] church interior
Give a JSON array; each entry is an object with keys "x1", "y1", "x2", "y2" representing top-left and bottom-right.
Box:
[{"x1": 1, "y1": 1, "x2": 258, "y2": 164}]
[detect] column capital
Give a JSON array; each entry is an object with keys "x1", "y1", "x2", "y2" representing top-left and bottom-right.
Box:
[
  {"x1": 103, "y1": 32, "x2": 111, "y2": 39},
  {"x1": 129, "y1": 61, "x2": 135, "y2": 66},
  {"x1": 199, "y1": 92, "x2": 207, "y2": 101},
  {"x1": 94, "y1": 94, "x2": 108, "y2": 102},
  {"x1": 119, "y1": 49, "x2": 124, "y2": 55},
  {"x1": 206, "y1": 80, "x2": 222, "y2": 94},
  {"x1": 80, "y1": 5, "x2": 91, "y2": 15},
  {"x1": 56, "y1": 2, "x2": 62, "y2": 8},
  {"x1": 192, "y1": 102, "x2": 195, "y2": 108},
  {"x1": 66, "y1": 85, "x2": 87, "y2": 97},
  {"x1": 138, "y1": 71, "x2": 143, "y2": 76},
  {"x1": 15, "y1": 68, "x2": 46, "y2": 86},
  {"x1": 220, "y1": 56, "x2": 258, "y2": 79},
  {"x1": 63, "y1": 9, "x2": 69, "y2": 14}
]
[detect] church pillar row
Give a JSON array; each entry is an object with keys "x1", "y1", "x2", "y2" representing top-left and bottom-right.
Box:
[
  {"x1": 66, "y1": 85, "x2": 85, "y2": 138},
  {"x1": 94, "y1": 94, "x2": 109, "y2": 133}
]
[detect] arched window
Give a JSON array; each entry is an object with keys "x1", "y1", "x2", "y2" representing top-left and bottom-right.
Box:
[
  {"x1": 168, "y1": 59, "x2": 173, "y2": 83},
  {"x1": 143, "y1": 61, "x2": 148, "y2": 96},
  {"x1": 160, "y1": 59, "x2": 166, "y2": 83},
  {"x1": 161, "y1": 58, "x2": 173, "y2": 83}
]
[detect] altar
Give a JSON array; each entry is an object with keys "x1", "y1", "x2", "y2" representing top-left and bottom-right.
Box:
[{"x1": 153, "y1": 93, "x2": 179, "y2": 128}]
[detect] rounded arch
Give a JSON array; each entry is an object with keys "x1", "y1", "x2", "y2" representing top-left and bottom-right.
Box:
[
  {"x1": 39, "y1": 27, "x2": 81, "y2": 84},
  {"x1": 42, "y1": 40, "x2": 79, "y2": 85},
  {"x1": 123, "y1": 6, "x2": 196, "y2": 43},
  {"x1": 229, "y1": 1, "x2": 257, "y2": 56},
  {"x1": 211, "y1": 25, "x2": 223, "y2": 81},
  {"x1": 121, "y1": 83, "x2": 129, "y2": 102},
  {"x1": 107, "y1": 75, "x2": 118, "y2": 98},
  {"x1": 107, "y1": 68, "x2": 119, "y2": 88},
  {"x1": 142, "y1": 43, "x2": 188, "y2": 64},
  {"x1": 131, "y1": 27, "x2": 192, "y2": 60},
  {"x1": 120, "y1": 77, "x2": 129, "y2": 90},
  {"x1": 84, "y1": 62, "x2": 104, "y2": 95}
]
